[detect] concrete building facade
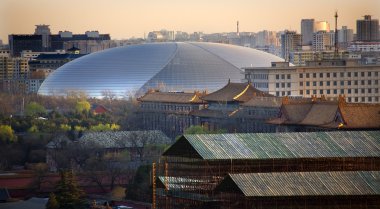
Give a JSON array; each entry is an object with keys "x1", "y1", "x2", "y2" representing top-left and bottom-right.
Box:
[{"x1": 243, "y1": 60, "x2": 380, "y2": 103}]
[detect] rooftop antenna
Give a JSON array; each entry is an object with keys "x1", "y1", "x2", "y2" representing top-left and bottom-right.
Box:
[
  {"x1": 237, "y1": 21, "x2": 239, "y2": 36},
  {"x1": 334, "y1": 10, "x2": 339, "y2": 58}
]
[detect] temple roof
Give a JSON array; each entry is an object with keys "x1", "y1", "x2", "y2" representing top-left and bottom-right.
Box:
[
  {"x1": 268, "y1": 100, "x2": 380, "y2": 129},
  {"x1": 201, "y1": 82, "x2": 271, "y2": 103},
  {"x1": 138, "y1": 91, "x2": 203, "y2": 104}
]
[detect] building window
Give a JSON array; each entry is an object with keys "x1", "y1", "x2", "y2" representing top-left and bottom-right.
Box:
[
  {"x1": 276, "y1": 74, "x2": 279, "y2": 79},
  {"x1": 276, "y1": 83, "x2": 279, "y2": 88},
  {"x1": 348, "y1": 89, "x2": 351, "y2": 94},
  {"x1": 320, "y1": 89, "x2": 323, "y2": 94},
  {"x1": 281, "y1": 74, "x2": 285, "y2": 79},
  {"x1": 347, "y1": 72, "x2": 351, "y2": 77},
  {"x1": 361, "y1": 89, "x2": 365, "y2": 94},
  {"x1": 281, "y1": 83, "x2": 285, "y2": 88},
  {"x1": 320, "y1": 81, "x2": 323, "y2": 86},
  {"x1": 355, "y1": 89, "x2": 358, "y2": 94},
  {"x1": 333, "y1": 72, "x2": 337, "y2": 78},
  {"x1": 300, "y1": 82, "x2": 303, "y2": 86},
  {"x1": 368, "y1": 72, "x2": 371, "y2": 76},
  {"x1": 347, "y1": 81, "x2": 351, "y2": 85},
  {"x1": 287, "y1": 74, "x2": 291, "y2": 79},
  {"x1": 306, "y1": 73, "x2": 310, "y2": 78},
  {"x1": 348, "y1": 97, "x2": 352, "y2": 102},
  {"x1": 369, "y1": 97, "x2": 372, "y2": 102},
  {"x1": 368, "y1": 80, "x2": 372, "y2": 85},
  {"x1": 340, "y1": 89, "x2": 344, "y2": 94},
  {"x1": 355, "y1": 97, "x2": 358, "y2": 102},
  {"x1": 306, "y1": 81, "x2": 310, "y2": 86},
  {"x1": 333, "y1": 81, "x2": 337, "y2": 86},
  {"x1": 320, "y1": 73, "x2": 323, "y2": 78},
  {"x1": 299, "y1": 74, "x2": 303, "y2": 78},
  {"x1": 327, "y1": 89, "x2": 331, "y2": 94},
  {"x1": 306, "y1": 90, "x2": 310, "y2": 94},
  {"x1": 340, "y1": 81, "x2": 344, "y2": 86},
  {"x1": 276, "y1": 92, "x2": 280, "y2": 96},
  {"x1": 362, "y1": 97, "x2": 365, "y2": 102},
  {"x1": 354, "y1": 80, "x2": 358, "y2": 85},
  {"x1": 327, "y1": 81, "x2": 330, "y2": 86},
  {"x1": 313, "y1": 90, "x2": 317, "y2": 95},
  {"x1": 313, "y1": 73, "x2": 316, "y2": 78},
  {"x1": 361, "y1": 72, "x2": 365, "y2": 77},
  {"x1": 287, "y1": 83, "x2": 291, "y2": 88},
  {"x1": 354, "y1": 72, "x2": 358, "y2": 77},
  {"x1": 313, "y1": 81, "x2": 317, "y2": 86},
  {"x1": 361, "y1": 80, "x2": 365, "y2": 85},
  {"x1": 375, "y1": 80, "x2": 378, "y2": 85},
  {"x1": 375, "y1": 72, "x2": 378, "y2": 77},
  {"x1": 334, "y1": 89, "x2": 337, "y2": 94},
  {"x1": 300, "y1": 90, "x2": 303, "y2": 95},
  {"x1": 340, "y1": 72, "x2": 344, "y2": 77},
  {"x1": 287, "y1": 91, "x2": 291, "y2": 95},
  {"x1": 327, "y1": 73, "x2": 330, "y2": 78},
  {"x1": 282, "y1": 91, "x2": 286, "y2": 96}
]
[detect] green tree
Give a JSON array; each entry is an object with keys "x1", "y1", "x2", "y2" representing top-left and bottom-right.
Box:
[
  {"x1": 25, "y1": 102, "x2": 46, "y2": 117},
  {"x1": 46, "y1": 193, "x2": 59, "y2": 209},
  {"x1": 0, "y1": 125, "x2": 17, "y2": 143},
  {"x1": 55, "y1": 171, "x2": 86, "y2": 209},
  {"x1": 75, "y1": 100, "x2": 91, "y2": 113}
]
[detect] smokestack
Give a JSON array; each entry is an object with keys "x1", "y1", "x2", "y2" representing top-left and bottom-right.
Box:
[{"x1": 334, "y1": 11, "x2": 339, "y2": 58}]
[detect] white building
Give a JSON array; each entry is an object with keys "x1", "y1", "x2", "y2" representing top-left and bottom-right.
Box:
[
  {"x1": 313, "y1": 31, "x2": 335, "y2": 51},
  {"x1": 348, "y1": 42, "x2": 380, "y2": 52},
  {"x1": 338, "y1": 26, "x2": 354, "y2": 50},
  {"x1": 243, "y1": 60, "x2": 380, "y2": 103},
  {"x1": 301, "y1": 19, "x2": 315, "y2": 46}
]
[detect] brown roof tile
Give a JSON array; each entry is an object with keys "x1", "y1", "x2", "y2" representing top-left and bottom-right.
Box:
[
  {"x1": 299, "y1": 102, "x2": 338, "y2": 126},
  {"x1": 242, "y1": 97, "x2": 282, "y2": 107},
  {"x1": 138, "y1": 91, "x2": 203, "y2": 104},
  {"x1": 201, "y1": 82, "x2": 271, "y2": 102},
  {"x1": 340, "y1": 103, "x2": 380, "y2": 129}
]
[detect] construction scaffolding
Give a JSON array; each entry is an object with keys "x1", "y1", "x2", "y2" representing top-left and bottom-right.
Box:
[{"x1": 153, "y1": 131, "x2": 380, "y2": 209}]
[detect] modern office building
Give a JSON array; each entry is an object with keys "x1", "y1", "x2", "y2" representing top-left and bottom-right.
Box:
[
  {"x1": 38, "y1": 42, "x2": 285, "y2": 98},
  {"x1": 243, "y1": 60, "x2": 380, "y2": 103},
  {"x1": 280, "y1": 31, "x2": 302, "y2": 60},
  {"x1": 338, "y1": 26, "x2": 354, "y2": 49},
  {"x1": 9, "y1": 25, "x2": 111, "y2": 56},
  {"x1": 301, "y1": 19, "x2": 315, "y2": 45},
  {"x1": 357, "y1": 15, "x2": 379, "y2": 41},
  {"x1": 315, "y1": 21, "x2": 330, "y2": 32},
  {"x1": 312, "y1": 31, "x2": 335, "y2": 51}
]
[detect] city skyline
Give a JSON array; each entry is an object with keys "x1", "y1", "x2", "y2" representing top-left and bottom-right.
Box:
[{"x1": 1, "y1": 0, "x2": 379, "y2": 43}]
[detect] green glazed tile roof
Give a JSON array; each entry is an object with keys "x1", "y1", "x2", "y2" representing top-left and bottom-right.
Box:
[{"x1": 163, "y1": 131, "x2": 380, "y2": 160}]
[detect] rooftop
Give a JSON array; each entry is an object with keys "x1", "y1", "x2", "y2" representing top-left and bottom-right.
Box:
[
  {"x1": 201, "y1": 82, "x2": 271, "y2": 103},
  {"x1": 163, "y1": 131, "x2": 380, "y2": 160},
  {"x1": 216, "y1": 171, "x2": 380, "y2": 197},
  {"x1": 138, "y1": 91, "x2": 203, "y2": 104}
]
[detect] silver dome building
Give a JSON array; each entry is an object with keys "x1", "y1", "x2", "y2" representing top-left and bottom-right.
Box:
[{"x1": 38, "y1": 42, "x2": 284, "y2": 98}]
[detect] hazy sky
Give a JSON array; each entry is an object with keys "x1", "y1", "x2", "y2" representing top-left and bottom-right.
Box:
[{"x1": 1, "y1": 0, "x2": 379, "y2": 43}]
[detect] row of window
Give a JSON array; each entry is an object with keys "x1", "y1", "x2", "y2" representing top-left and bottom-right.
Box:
[
  {"x1": 275, "y1": 74, "x2": 291, "y2": 80},
  {"x1": 299, "y1": 80, "x2": 379, "y2": 87},
  {"x1": 253, "y1": 82, "x2": 269, "y2": 88},
  {"x1": 299, "y1": 71, "x2": 379, "y2": 79},
  {"x1": 141, "y1": 103, "x2": 194, "y2": 112},
  {"x1": 275, "y1": 91, "x2": 380, "y2": 102},
  {"x1": 300, "y1": 88, "x2": 379, "y2": 95}
]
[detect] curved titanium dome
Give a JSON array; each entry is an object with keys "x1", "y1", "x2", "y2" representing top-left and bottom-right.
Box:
[{"x1": 38, "y1": 42, "x2": 284, "y2": 98}]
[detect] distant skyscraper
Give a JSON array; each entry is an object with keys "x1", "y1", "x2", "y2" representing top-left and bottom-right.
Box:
[
  {"x1": 281, "y1": 31, "x2": 302, "y2": 60},
  {"x1": 315, "y1": 21, "x2": 330, "y2": 32},
  {"x1": 338, "y1": 26, "x2": 354, "y2": 49},
  {"x1": 356, "y1": 15, "x2": 379, "y2": 41},
  {"x1": 34, "y1": 24, "x2": 51, "y2": 50},
  {"x1": 312, "y1": 31, "x2": 335, "y2": 51},
  {"x1": 301, "y1": 19, "x2": 315, "y2": 45}
]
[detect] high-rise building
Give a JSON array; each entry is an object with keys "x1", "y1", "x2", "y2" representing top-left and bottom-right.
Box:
[
  {"x1": 301, "y1": 19, "x2": 315, "y2": 45},
  {"x1": 356, "y1": 15, "x2": 379, "y2": 41},
  {"x1": 338, "y1": 26, "x2": 354, "y2": 49},
  {"x1": 312, "y1": 31, "x2": 335, "y2": 51},
  {"x1": 281, "y1": 31, "x2": 302, "y2": 60},
  {"x1": 315, "y1": 21, "x2": 330, "y2": 32}
]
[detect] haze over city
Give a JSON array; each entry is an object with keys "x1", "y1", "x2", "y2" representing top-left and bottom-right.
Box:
[{"x1": 1, "y1": 0, "x2": 379, "y2": 42}]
